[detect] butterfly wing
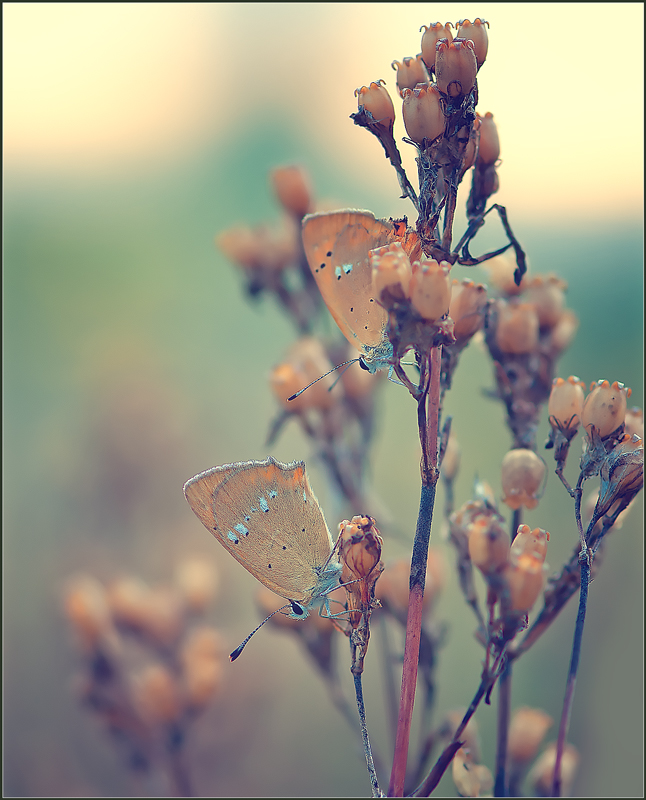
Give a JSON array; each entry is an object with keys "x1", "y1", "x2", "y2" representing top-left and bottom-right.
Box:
[
  {"x1": 302, "y1": 210, "x2": 395, "y2": 352},
  {"x1": 184, "y1": 457, "x2": 337, "y2": 605}
]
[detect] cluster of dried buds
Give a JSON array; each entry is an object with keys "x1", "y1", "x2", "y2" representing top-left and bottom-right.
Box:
[
  {"x1": 370, "y1": 241, "x2": 489, "y2": 391},
  {"x1": 547, "y1": 376, "x2": 643, "y2": 542},
  {"x1": 217, "y1": 165, "x2": 323, "y2": 333},
  {"x1": 450, "y1": 488, "x2": 551, "y2": 647},
  {"x1": 63, "y1": 558, "x2": 222, "y2": 786},
  {"x1": 482, "y1": 250, "x2": 579, "y2": 449},
  {"x1": 268, "y1": 336, "x2": 382, "y2": 509},
  {"x1": 352, "y1": 19, "x2": 511, "y2": 260}
]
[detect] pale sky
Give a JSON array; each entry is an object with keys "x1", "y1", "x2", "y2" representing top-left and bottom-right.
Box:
[{"x1": 4, "y1": 3, "x2": 644, "y2": 222}]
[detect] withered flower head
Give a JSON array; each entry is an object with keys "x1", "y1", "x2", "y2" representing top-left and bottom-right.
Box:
[
  {"x1": 495, "y1": 300, "x2": 540, "y2": 355},
  {"x1": 420, "y1": 22, "x2": 454, "y2": 72},
  {"x1": 392, "y1": 55, "x2": 430, "y2": 94},
  {"x1": 408, "y1": 257, "x2": 452, "y2": 321},
  {"x1": 452, "y1": 747, "x2": 493, "y2": 798},
  {"x1": 501, "y1": 449, "x2": 546, "y2": 510},
  {"x1": 511, "y1": 524, "x2": 550, "y2": 562},
  {"x1": 435, "y1": 38, "x2": 478, "y2": 99},
  {"x1": 354, "y1": 80, "x2": 396, "y2": 130},
  {"x1": 477, "y1": 111, "x2": 499, "y2": 165},
  {"x1": 624, "y1": 407, "x2": 644, "y2": 439},
  {"x1": 401, "y1": 83, "x2": 444, "y2": 145},
  {"x1": 174, "y1": 557, "x2": 218, "y2": 613},
  {"x1": 270, "y1": 165, "x2": 313, "y2": 218},
  {"x1": 581, "y1": 380, "x2": 631, "y2": 439},
  {"x1": 482, "y1": 249, "x2": 529, "y2": 296},
  {"x1": 338, "y1": 516, "x2": 384, "y2": 628},
  {"x1": 523, "y1": 273, "x2": 568, "y2": 330},
  {"x1": 547, "y1": 308, "x2": 579, "y2": 355},
  {"x1": 375, "y1": 549, "x2": 446, "y2": 616},
  {"x1": 269, "y1": 337, "x2": 336, "y2": 412},
  {"x1": 548, "y1": 376, "x2": 586, "y2": 433},
  {"x1": 468, "y1": 517, "x2": 510, "y2": 575},
  {"x1": 449, "y1": 278, "x2": 487, "y2": 343},
  {"x1": 132, "y1": 663, "x2": 183, "y2": 725},
  {"x1": 529, "y1": 742, "x2": 579, "y2": 797},
  {"x1": 370, "y1": 241, "x2": 413, "y2": 303},
  {"x1": 64, "y1": 574, "x2": 116, "y2": 652},
  {"x1": 507, "y1": 707, "x2": 553, "y2": 764},
  {"x1": 456, "y1": 18, "x2": 489, "y2": 68},
  {"x1": 503, "y1": 552, "x2": 545, "y2": 613},
  {"x1": 593, "y1": 433, "x2": 644, "y2": 520}
]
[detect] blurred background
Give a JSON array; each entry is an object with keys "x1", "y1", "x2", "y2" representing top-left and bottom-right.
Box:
[{"x1": 4, "y1": 3, "x2": 643, "y2": 797}]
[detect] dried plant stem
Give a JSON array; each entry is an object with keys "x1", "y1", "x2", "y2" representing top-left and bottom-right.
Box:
[
  {"x1": 551, "y1": 553, "x2": 590, "y2": 797},
  {"x1": 166, "y1": 726, "x2": 194, "y2": 797},
  {"x1": 494, "y1": 509, "x2": 522, "y2": 797},
  {"x1": 353, "y1": 672, "x2": 382, "y2": 797},
  {"x1": 494, "y1": 660, "x2": 512, "y2": 798},
  {"x1": 412, "y1": 665, "x2": 500, "y2": 796},
  {"x1": 389, "y1": 346, "x2": 442, "y2": 796}
]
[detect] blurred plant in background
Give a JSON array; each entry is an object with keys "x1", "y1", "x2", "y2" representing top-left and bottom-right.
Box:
[{"x1": 3, "y1": 4, "x2": 643, "y2": 799}]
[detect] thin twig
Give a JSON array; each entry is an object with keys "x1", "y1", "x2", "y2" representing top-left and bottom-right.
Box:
[
  {"x1": 551, "y1": 553, "x2": 590, "y2": 797},
  {"x1": 353, "y1": 672, "x2": 382, "y2": 797}
]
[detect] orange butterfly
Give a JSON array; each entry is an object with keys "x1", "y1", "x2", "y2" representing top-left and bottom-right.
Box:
[{"x1": 302, "y1": 209, "x2": 421, "y2": 373}]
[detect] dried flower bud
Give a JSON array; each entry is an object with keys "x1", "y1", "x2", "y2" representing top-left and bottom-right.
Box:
[
  {"x1": 495, "y1": 300, "x2": 539, "y2": 355},
  {"x1": 529, "y1": 742, "x2": 579, "y2": 797},
  {"x1": 401, "y1": 84, "x2": 444, "y2": 145},
  {"x1": 107, "y1": 575, "x2": 154, "y2": 630},
  {"x1": 408, "y1": 258, "x2": 452, "y2": 321},
  {"x1": 594, "y1": 433, "x2": 644, "y2": 520},
  {"x1": 174, "y1": 557, "x2": 218, "y2": 613},
  {"x1": 181, "y1": 626, "x2": 225, "y2": 710},
  {"x1": 442, "y1": 711, "x2": 481, "y2": 762},
  {"x1": 339, "y1": 516, "x2": 383, "y2": 582},
  {"x1": 468, "y1": 517, "x2": 510, "y2": 574},
  {"x1": 524, "y1": 274, "x2": 568, "y2": 329},
  {"x1": 355, "y1": 80, "x2": 396, "y2": 130},
  {"x1": 435, "y1": 38, "x2": 477, "y2": 99},
  {"x1": 375, "y1": 549, "x2": 446, "y2": 615},
  {"x1": 625, "y1": 407, "x2": 644, "y2": 439},
  {"x1": 133, "y1": 663, "x2": 182, "y2": 725},
  {"x1": 548, "y1": 376, "x2": 586, "y2": 432},
  {"x1": 456, "y1": 18, "x2": 489, "y2": 68},
  {"x1": 504, "y1": 552, "x2": 545, "y2": 613},
  {"x1": 449, "y1": 279, "x2": 487, "y2": 342},
  {"x1": 270, "y1": 165, "x2": 313, "y2": 218},
  {"x1": 452, "y1": 747, "x2": 493, "y2": 798},
  {"x1": 482, "y1": 249, "x2": 528, "y2": 296},
  {"x1": 476, "y1": 111, "x2": 499, "y2": 165},
  {"x1": 392, "y1": 55, "x2": 430, "y2": 93},
  {"x1": 507, "y1": 707, "x2": 553, "y2": 764},
  {"x1": 370, "y1": 241, "x2": 414, "y2": 301},
  {"x1": 548, "y1": 308, "x2": 579, "y2": 354},
  {"x1": 64, "y1": 575, "x2": 115, "y2": 651},
  {"x1": 461, "y1": 116, "x2": 481, "y2": 174},
  {"x1": 501, "y1": 449, "x2": 546, "y2": 510},
  {"x1": 582, "y1": 380, "x2": 631, "y2": 438},
  {"x1": 217, "y1": 223, "x2": 296, "y2": 273},
  {"x1": 442, "y1": 429, "x2": 461, "y2": 480},
  {"x1": 420, "y1": 22, "x2": 454, "y2": 72},
  {"x1": 270, "y1": 337, "x2": 336, "y2": 412},
  {"x1": 139, "y1": 587, "x2": 184, "y2": 646},
  {"x1": 511, "y1": 524, "x2": 550, "y2": 563}
]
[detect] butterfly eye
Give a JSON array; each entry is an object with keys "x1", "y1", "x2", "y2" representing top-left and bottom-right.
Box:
[{"x1": 290, "y1": 601, "x2": 306, "y2": 616}]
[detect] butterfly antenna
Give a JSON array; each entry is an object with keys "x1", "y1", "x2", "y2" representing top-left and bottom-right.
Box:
[
  {"x1": 229, "y1": 602, "x2": 299, "y2": 661},
  {"x1": 287, "y1": 359, "x2": 358, "y2": 401}
]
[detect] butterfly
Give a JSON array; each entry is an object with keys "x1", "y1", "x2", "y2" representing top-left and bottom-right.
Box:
[
  {"x1": 302, "y1": 209, "x2": 422, "y2": 373},
  {"x1": 183, "y1": 456, "x2": 342, "y2": 631}
]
